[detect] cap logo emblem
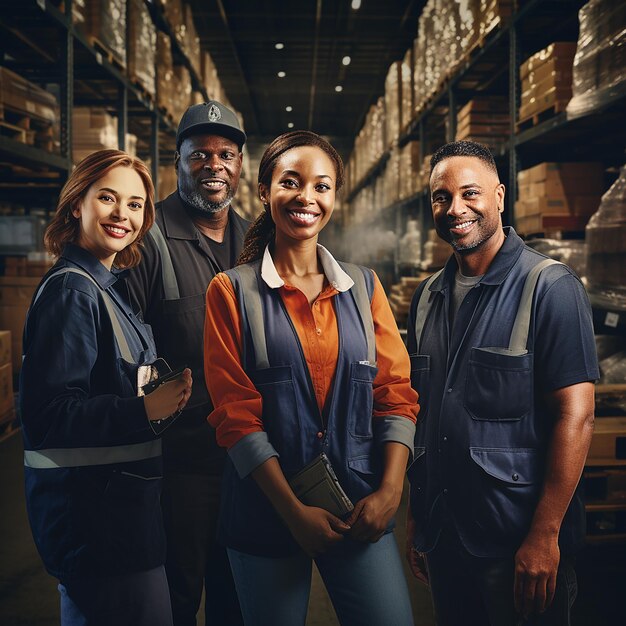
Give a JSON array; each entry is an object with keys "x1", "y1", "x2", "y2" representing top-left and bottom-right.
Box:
[{"x1": 207, "y1": 104, "x2": 222, "y2": 122}]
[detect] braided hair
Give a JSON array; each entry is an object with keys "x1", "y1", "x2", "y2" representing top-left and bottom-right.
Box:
[{"x1": 236, "y1": 130, "x2": 344, "y2": 265}]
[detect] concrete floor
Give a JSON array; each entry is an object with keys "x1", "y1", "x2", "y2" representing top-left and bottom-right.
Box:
[{"x1": 1, "y1": 427, "x2": 625, "y2": 625}]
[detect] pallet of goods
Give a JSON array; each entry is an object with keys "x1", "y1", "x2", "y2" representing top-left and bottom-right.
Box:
[
  {"x1": 73, "y1": 0, "x2": 127, "y2": 69},
  {"x1": 514, "y1": 161, "x2": 604, "y2": 237},
  {"x1": 568, "y1": 0, "x2": 626, "y2": 118},
  {"x1": 156, "y1": 32, "x2": 175, "y2": 123},
  {"x1": 72, "y1": 107, "x2": 118, "y2": 164},
  {"x1": 518, "y1": 42, "x2": 576, "y2": 128},
  {"x1": 0, "y1": 67, "x2": 60, "y2": 153},
  {"x1": 385, "y1": 61, "x2": 402, "y2": 149},
  {"x1": 127, "y1": 0, "x2": 156, "y2": 100},
  {"x1": 585, "y1": 164, "x2": 626, "y2": 310},
  {"x1": 455, "y1": 97, "x2": 509, "y2": 148}
]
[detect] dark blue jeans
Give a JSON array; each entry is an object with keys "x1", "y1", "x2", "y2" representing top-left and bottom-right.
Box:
[
  {"x1": 58, "y1": 566, "x2": 173, "y2": 626},
  {"x1": 426, "y1": 527, "x2": 577, "y2": 626}
]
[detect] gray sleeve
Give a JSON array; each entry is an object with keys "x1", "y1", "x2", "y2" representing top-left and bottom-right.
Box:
[
  {"x1": 228, "y1": 431, "x2": 280, "y2": 478},
  {"x1": 373, "y1": 415, "x2": 416, "y2": 459}
]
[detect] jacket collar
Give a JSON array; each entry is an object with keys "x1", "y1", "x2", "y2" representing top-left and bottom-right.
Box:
[
  {"x1": 260, "y1": 244, "x2": 354, "y2": 292},
  {"x1": 60, "y1": 243, "x2": 120, "y2": 289},
  {"x1": 430, "y1": 227, "x2": 525, "y2": 293}
]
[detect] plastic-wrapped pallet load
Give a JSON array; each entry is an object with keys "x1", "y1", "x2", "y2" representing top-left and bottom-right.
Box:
[
  {"x1": 180, "y1": 4, "x2": 202, "y2": 78},
  {"x1": 128, "y1": 0, "x2": 156, "y2": 99},
  {"x1": 74, "y1": 0, "x2": 127, "y2": 68},
  {"x1": 400, "y1": 46, "x2": 414, "y2": 134},
  {"x1": 156, "y1": 32, "x2": 175, "y2": 119},
  {"x1": 568, "y1": 0, "x2": 626, "y2": 118},
  {"x1": 585, "y1": 164, "x2": 626, "y2": 310},
  {"x1": 384, "y1": 61, "x2": 402, "y2": 149}
]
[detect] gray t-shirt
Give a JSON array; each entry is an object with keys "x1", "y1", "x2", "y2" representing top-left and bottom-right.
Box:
[{"x1": 450, "y1": 270, "x2": 483, "y2": 328}]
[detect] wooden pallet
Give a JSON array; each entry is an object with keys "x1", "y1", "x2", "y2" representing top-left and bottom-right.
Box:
[
  {"x1": 88, "y1": 36, "x2": 126, "y2": 71},
  {"x1": 0, "y1": 104, "x2": 58, "y2": 152},
  {"x1": 129, "y1": 76, "x2": 156, "y2": 103},
  {"x1": 516, "y1": 100, "x2": 568, "y2": 132}
]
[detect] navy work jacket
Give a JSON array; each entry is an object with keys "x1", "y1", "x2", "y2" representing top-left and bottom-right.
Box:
[
  {"x1": 20, "y1": 244, "x2": 165, "y2": 580},
  {"x1": 406, "y1": 228, "x2": 599, "y2": 558}
]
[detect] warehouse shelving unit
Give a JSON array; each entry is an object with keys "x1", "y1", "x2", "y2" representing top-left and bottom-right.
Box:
[
  {"x1": 344, "y1": 0, "x2": 626, "y2": 286},
  {"x1": 0, "y1": 0, "x2": 216, "y2": 220}
]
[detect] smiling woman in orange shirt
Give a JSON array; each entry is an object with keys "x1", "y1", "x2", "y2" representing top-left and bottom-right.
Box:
[{"x1": 204, "y1": 130, "x2": 419, "y2": 626}]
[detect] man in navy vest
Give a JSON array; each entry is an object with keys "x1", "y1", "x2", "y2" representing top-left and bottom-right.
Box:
[
  {"x1": 128, "y1": 102, "x2": 248, "y2": 626},
  {"x1": 405, "y1": 141, "x2": 598, "y2": 625}
]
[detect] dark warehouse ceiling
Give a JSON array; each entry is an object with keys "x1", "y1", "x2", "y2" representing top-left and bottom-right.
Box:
[{"x1": 189, "y1": 0, "x2": 426, "y2": 154}]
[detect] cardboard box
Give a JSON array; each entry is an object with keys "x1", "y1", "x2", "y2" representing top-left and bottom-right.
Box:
[
  {"x1": 458, "y1": 97, "x2": 508, "y2": 119},
  {"x1": 0, "y1": 330, "x2": 10, "y2": 367},
  {"x1": 527, "y1": 162, "x2": 604, "y2": 185},
  {"x1": 520, "y1": 42, "x2": 577, "y2": 80},
  {"x1": 0, "y1": 362, "x2": 13, "y2": 416},
  {"x1": 588, "y1": 417, "x2": 626, "y2": 461},
  {"x1": 0, "y1": 276, "x2": 39, "y2": 373}
]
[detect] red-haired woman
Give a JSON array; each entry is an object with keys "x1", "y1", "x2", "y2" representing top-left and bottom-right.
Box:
[{"x1": 20, "y1": 150, "x2": 192, "y2": 626}]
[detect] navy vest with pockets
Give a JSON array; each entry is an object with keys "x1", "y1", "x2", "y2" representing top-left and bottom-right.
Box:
[{"x1": 220, "y1": 260, "x2": 383, "y2": 556}]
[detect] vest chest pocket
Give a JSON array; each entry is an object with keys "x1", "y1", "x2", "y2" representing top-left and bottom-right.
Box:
[
  {"x1": 347, "y1": 362, "x2": 378, "y2": 440},
  {"x1": 464, "y1": 347, "x2": 532, "y2": 421},
  {"x1": 410, "y1": 354, "x2": 430, "y2": 420},
  {"x1": 252, "y1": 365, "x2": 302, "y2": 469}
]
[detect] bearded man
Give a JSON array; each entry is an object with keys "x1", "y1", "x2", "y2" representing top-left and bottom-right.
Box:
[{"x1": 128, "y1": 101, "x2": 248, "y2": 626}]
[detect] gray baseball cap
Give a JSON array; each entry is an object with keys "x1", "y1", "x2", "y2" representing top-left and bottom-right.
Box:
[{"x1": 176, "y1": 101, "x2": 246, "y2": 150}]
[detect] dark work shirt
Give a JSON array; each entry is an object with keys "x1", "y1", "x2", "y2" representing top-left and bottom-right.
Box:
[
  {"x1": 205, "y1": 217, "x2": 237, "y2": 271},
  {"x1": 127, "y1": 191, "x2": 250, "y2": 473}
]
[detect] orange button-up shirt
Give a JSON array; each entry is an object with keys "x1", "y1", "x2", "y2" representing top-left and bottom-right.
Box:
[{"x1": 204, "y1": 247, "x2": 419, "y2": 451}]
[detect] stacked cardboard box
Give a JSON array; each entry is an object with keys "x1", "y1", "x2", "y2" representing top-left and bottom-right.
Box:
[
  {"x1": 519, "y1": 42, "x2": 576, "y2": 123},
  {"x1": 74, "y1": 0, "x2": 127, "y2": 68},
  {"x1": 515, "y1": 162, "x2": 603, "y2": 235},
  {"x1": 170, "y1": 66, "x2": 193, "y2": 125},
  {"x1": 398, "y1": 141, "x2": 421, "y2": 201},
  {"x1": 422, "y1": 229, "x2": 450, "y2": 269},
  {"x1": 157, "y1": 165, "x2": 178, "y2": 202},
  {"x1": 0, "y1": 329, "x2": 12, "y2": 421},
  {"x1": 202, "y1": 52, "x2": 225, "y2": 102},
  {"x1": 72, "y1": 107, "x2": 118, "y2": 164},
  {"x1": 180, "y1": 4, "x2": 202, "y2": 78},
  {"x1": 384, "y1": 61, "x2": 402, "y2": 149},
  {"x1": 400, "y1": 46, "x2": 414, "y2": 135},
  {"x1": 156, "y1": 32, "x2": 175, "y2": 119},
  {"x1": 390, "y1": 276, "x2": 424, "y2": 327},
  {"x1": 415, "y1": 154, "x2": 433, "y2": 194},
  {"x1": 0, "y1": 275, "x2": 40, "y2": 373},
  {"x1": 127, "y1": 0, "x2": 156, "y2": 98},
  {"x1": 455, "y1": 97, "x2": 509, "y2": 148}
]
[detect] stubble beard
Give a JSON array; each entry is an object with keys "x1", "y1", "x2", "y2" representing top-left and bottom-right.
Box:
[{"x1": 179, "y1": 185, "x2": 234, "y2": 214}]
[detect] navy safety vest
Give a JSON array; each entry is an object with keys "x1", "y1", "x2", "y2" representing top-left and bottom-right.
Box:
[
  {"x1": 219, "y1": 260, "x2": 383, "y2": 556},
  {"x1": 22, "y1": 267, "x2": 165, "y2": 579},
  {"x1": 407, "y1": 256, "x2": 585, "y2": 556}
]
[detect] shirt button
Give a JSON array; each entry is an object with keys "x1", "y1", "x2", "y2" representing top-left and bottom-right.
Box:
[
  {"x1": 316, "y1": 328, "x2": 322, "y2": 335},
  {"x1": 447, "y1": 388, "x2": 453, "y2": 393},
  {"x1": 443, "y1": 436, "x2": 448, "y2": 442},
  {"x1": 443, "y1": 488, "x2": 449, "y2": 495},
  {"x1": 512, "y1": 473, "x2": 519, "y2": 482},
  {"x1": 317, "y1": 431, "x2": 324, "y2": 439}
]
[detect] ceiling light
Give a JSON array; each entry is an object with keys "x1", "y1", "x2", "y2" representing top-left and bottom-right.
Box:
[
  {"x1": 288, "y1": 122, "x2": 294, "y2": 128},
  {"x1": 286, "y1": 106, "x2": 293, "y2": 112},
  {"x1": 275, "y1": 43, "x2": 284, "y2": 50},
  {"x1": 335, "y1": 85, "x2": 343, "y2": 92},
  {"x1": 351, "y1": 0, "x2": 361, "y2": 9},
  {"x1": 342, "y1": 56, "x2": 351, "y2": 66},
  {"x1": 277, "y1": 71, "x2": 286, "y2": 78}
]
